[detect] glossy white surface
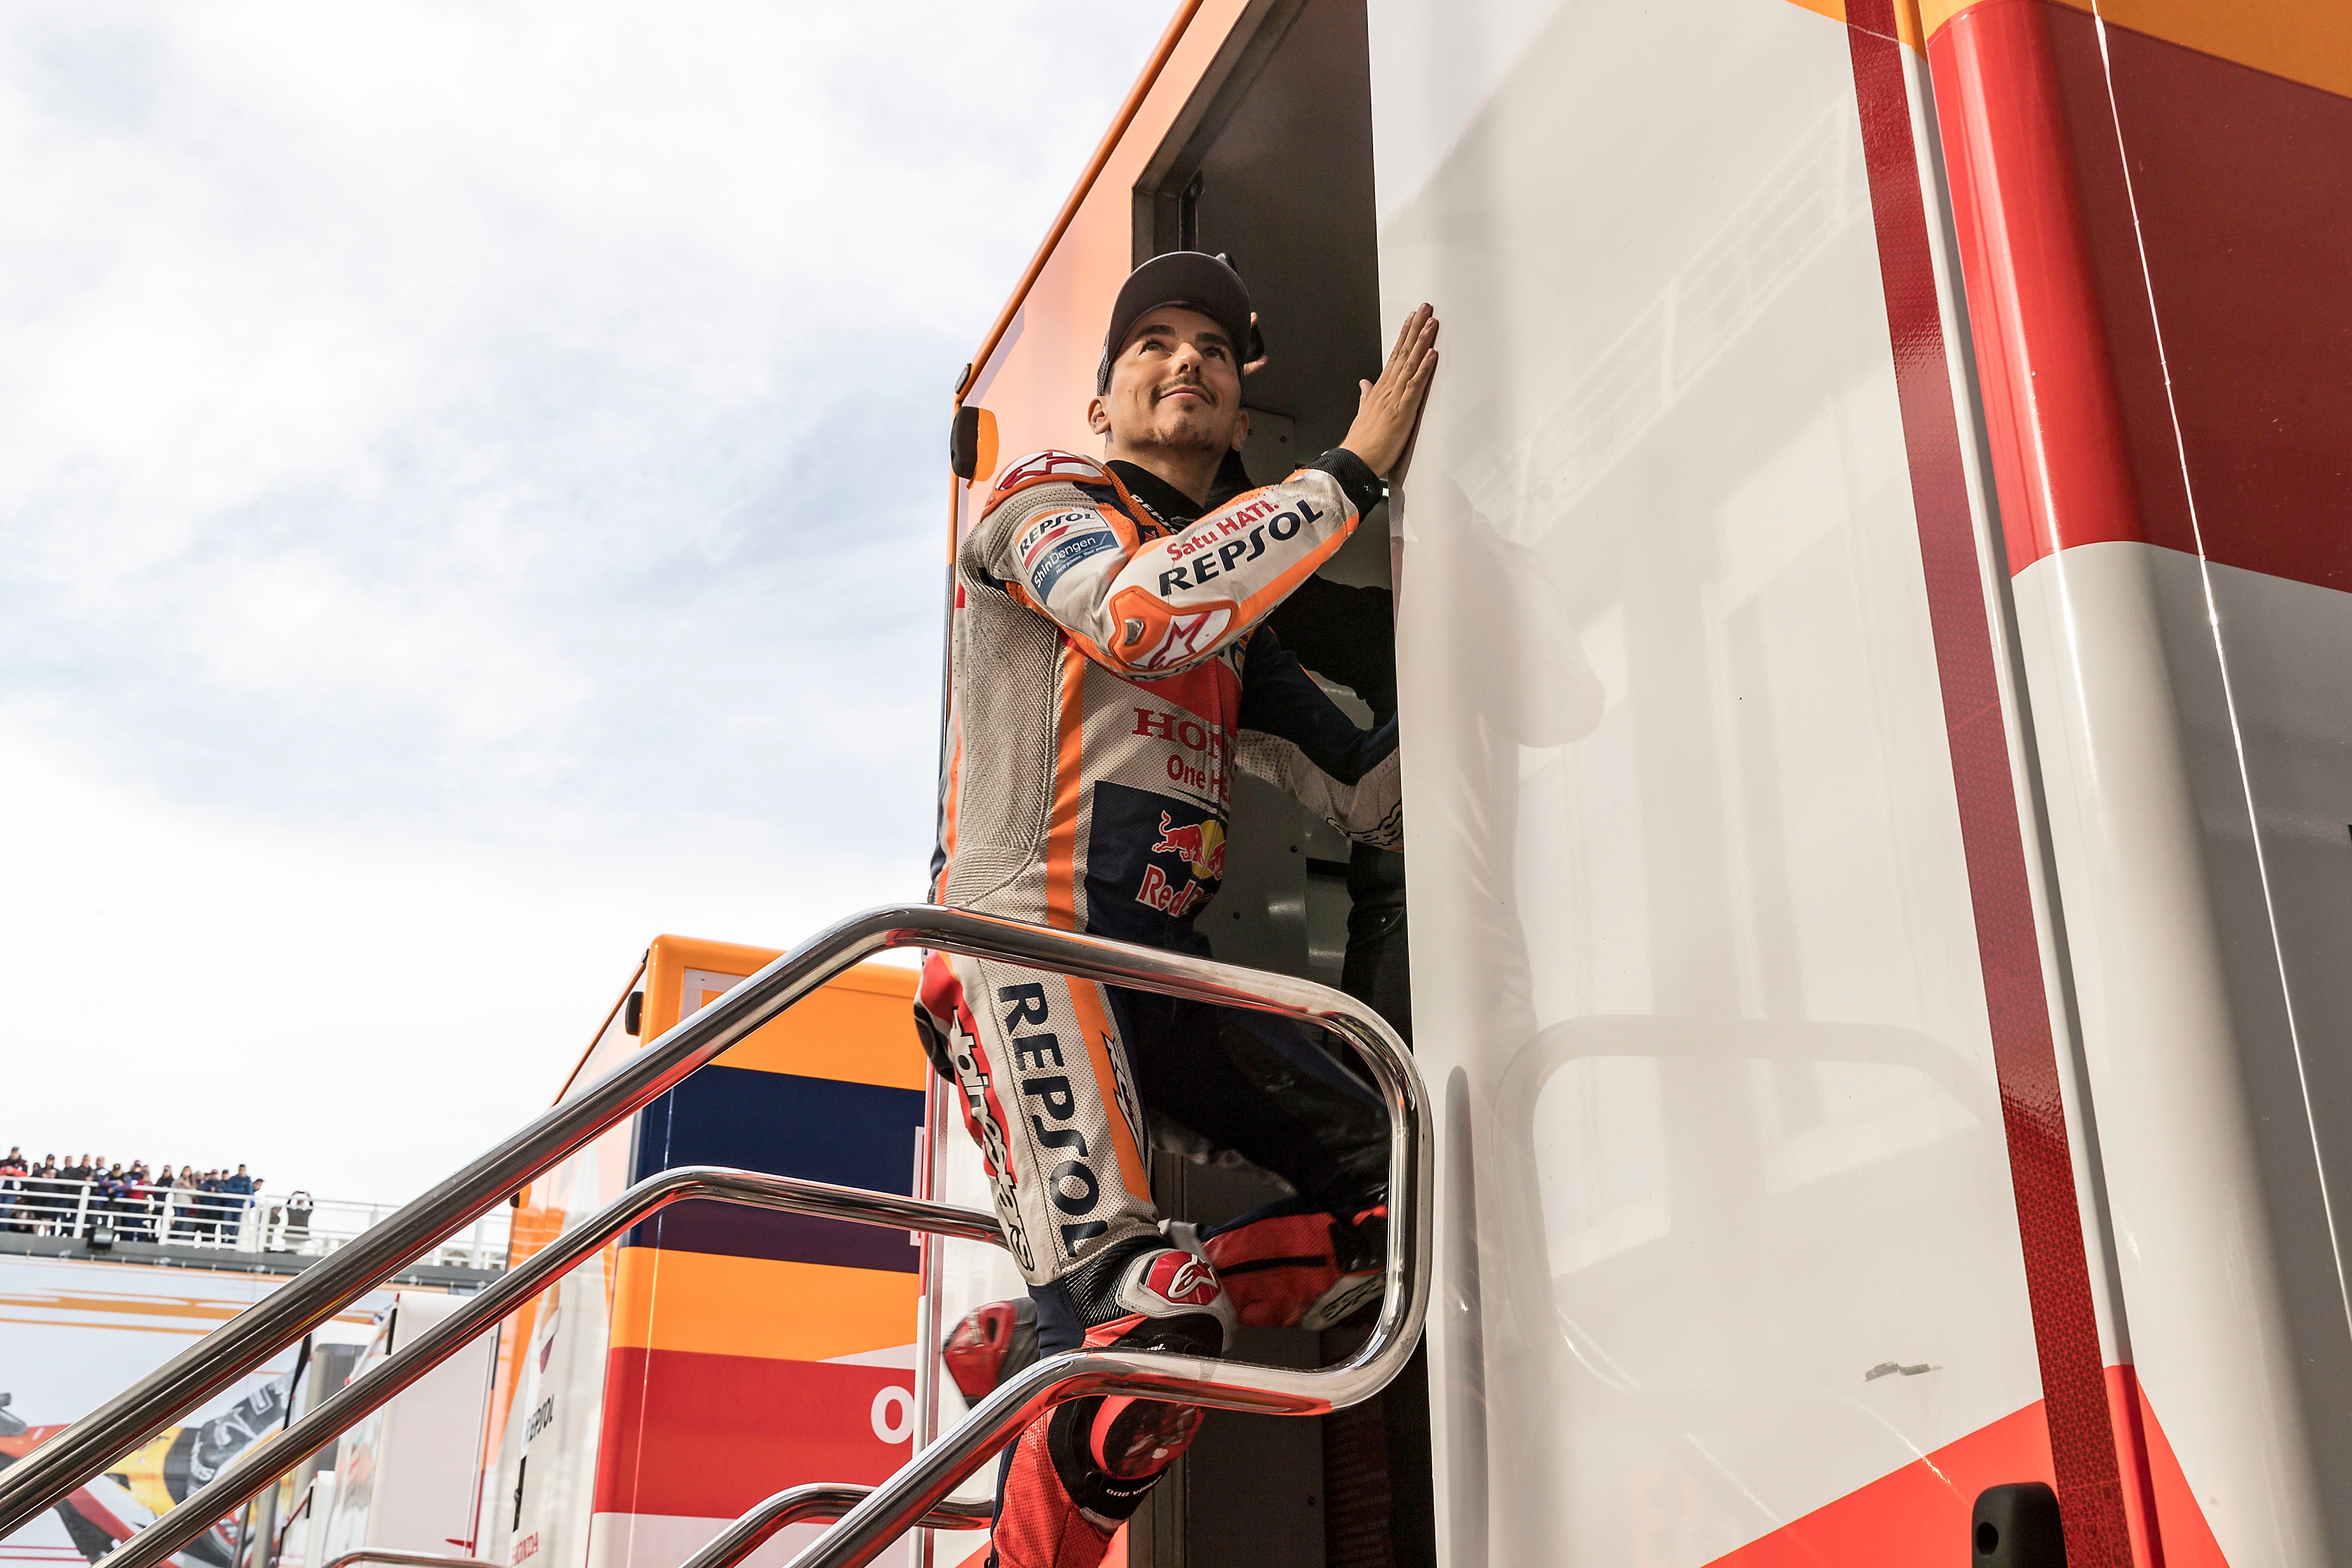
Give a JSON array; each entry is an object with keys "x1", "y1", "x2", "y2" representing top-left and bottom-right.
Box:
[
  {"x1": 2180, "y1": 557, "x2": 2352, "y2": 1560},
  {"x1": 2014, "y1": 541, "x2": 2345, "y2": 1566},
  {"x1": 1367, "y1": 0, "x2": 2049, "y2": 1560},
  {"x1": 318, "y1": 1292, "x2": 498, "y2": 1564}
]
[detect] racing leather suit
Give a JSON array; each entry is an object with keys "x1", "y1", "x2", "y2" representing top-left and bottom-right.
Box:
[{"x1": 922, "y1": 446, "x2": 1401, "y2": 1287}]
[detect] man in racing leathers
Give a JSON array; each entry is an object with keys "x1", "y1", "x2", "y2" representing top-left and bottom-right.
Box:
[{"x1": 917, "y1": 251, "x2": 1437, "y2": 1568}]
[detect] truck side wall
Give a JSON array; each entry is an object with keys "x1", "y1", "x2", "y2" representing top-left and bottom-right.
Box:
[
  {"x1": 1364, "y1": 0, "x2": 2082, "y2": 1561},
  {"x1": 944, "y1": 0, "x2": 2349, "y2": 1562},
  {"x1": 1929, "y1": 3, "x2": 2352, "y2": 1562}
]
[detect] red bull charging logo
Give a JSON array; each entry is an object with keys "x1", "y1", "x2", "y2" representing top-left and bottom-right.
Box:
[
  {"x1": 1136, "y1": 812, "x2": 1225, "y2": 919},
  {"x1": 1149, "y1": 812, "x2": 1226, "y2": 881}
]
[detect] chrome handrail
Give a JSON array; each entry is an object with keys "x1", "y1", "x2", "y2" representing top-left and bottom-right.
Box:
[
  {"x1": 2, "y1": 904, "x2": 1427, "y2": 1568},
  {"x1": 94, "y1": 1168, "x2": 1005, "y2": 1568},
  {"x1": 698, "y1": 1329, "x2": 1433, "y2": 1568},
  {"x1": 750, "y1": 957, "x2": 1428, "y2": 1568},
  {"x1": 319, "y1": 1552, "x2": 502, "y2": 1568},
  {"x1": 682, "y1": 1483, "x2": 993, "y2": 1565}
]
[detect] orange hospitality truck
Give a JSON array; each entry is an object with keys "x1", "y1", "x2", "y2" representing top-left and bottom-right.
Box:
[
  {"x1": 4, "y1": 5, "x2": 2345, "y2": 1568},
  {"x1": 928, "y1": 2, "x2": 2352, "y2": 1567}
]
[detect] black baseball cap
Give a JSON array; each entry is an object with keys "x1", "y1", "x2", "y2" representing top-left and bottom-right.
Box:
[{"x1": 1097, "y1": 251, "x2": 1254, "y2": 393}]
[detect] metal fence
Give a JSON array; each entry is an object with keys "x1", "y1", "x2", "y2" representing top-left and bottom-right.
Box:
[{"x1": 0, "y1": 1179, "x2": 508, "y2": 1271}]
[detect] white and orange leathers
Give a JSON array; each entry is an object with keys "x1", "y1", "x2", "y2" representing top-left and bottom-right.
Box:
[{"x1": 922, "y1": 446, "x2": 1400, "y2": 1286}]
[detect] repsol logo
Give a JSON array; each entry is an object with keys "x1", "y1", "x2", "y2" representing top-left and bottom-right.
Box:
[
  {"x1": 997, "y1": 983, "x2": 1110, "y2": 1254},
  {"x1": 1015, "y1": 509, "x2": 1098, "y2": 565},
  {"x1": 1155, "y1": 498, "x2": 1320, "y2": 595},
  {"x1": 524, "y1": 1399, "x2": 554, "y2": 1444}
]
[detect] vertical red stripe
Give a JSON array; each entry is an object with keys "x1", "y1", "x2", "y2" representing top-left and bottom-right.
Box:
[
  {"x1": 1839, "y1": 6, "x2": 2135, "y2": 1565},
  {"x1": 1926, "y1": 4, "x2": 2184, "y2": 1550},
  {"x1": 1043, "y1": 644, "x2": 1087, "y2": 930},
  {"x1": 1926, "y1": 0, "x2": 2146, "y2": 577}
]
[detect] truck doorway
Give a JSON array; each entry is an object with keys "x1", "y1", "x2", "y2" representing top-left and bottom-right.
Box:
[{"x1": 1127, "y1": 4, "x2": 1433, "y2": 1566}]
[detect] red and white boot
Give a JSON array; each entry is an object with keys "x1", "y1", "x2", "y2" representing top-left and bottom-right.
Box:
[{"x1": 989, "y1": 1245, "x2": 1235, "y2": 1568}]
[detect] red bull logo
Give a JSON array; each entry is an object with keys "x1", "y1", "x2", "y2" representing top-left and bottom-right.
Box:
[
  {"x1": 1136, "y1": 812, "x2": 1223, "y2": 919},
  {"x1": 1149, "y1": 812, "x2": 1226, "y2": 882}
]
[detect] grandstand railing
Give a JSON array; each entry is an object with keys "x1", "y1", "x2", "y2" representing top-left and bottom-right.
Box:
[{"x1": 0, "y1": 1181, "x2": 506, "y2": 1271}]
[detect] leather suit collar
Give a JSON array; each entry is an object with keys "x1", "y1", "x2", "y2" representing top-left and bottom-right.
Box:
[{"x1": 1106, "y1": 459, "x2": 1203, "y2": 533}]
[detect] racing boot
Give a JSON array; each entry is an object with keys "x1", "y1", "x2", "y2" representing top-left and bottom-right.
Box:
[
  {"x1": 991, "y1": 1240, "x2": 1235, "y2": 1568},
  {"x1": 943, "y1": 1297, "x2": 1039, "y2": 1402},
  {"x1": 944, "y1": 1211, "x2": 1234, "y2": 1401},
  {"x1": 1199, "y1": 1197, "x2": 1388, "y2": 1330}
]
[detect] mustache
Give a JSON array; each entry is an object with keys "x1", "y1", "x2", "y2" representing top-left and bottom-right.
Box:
[{"x1": 1152, "y1": 372, "x2": 1216, "y2": 405}]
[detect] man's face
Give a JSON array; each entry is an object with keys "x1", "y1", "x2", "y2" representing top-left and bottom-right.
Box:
[{"x1": 1090, "y1": 306, "x2": 1247, "y2": 456}]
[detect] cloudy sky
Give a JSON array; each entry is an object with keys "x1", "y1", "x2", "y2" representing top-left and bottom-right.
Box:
[{"x1": 0, "y1": 3, "x2": 1169, "y2": 1204}]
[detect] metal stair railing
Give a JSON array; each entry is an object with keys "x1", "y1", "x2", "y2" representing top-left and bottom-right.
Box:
[
  {"x1": 317, "y1": 1551, "x2": 502, "y2": 1568},
  {"x1": 676, "y1": 1484, "x2": 995, "y2": 1565},
  {"x1": 0, "y1": 904, "x2": 1427, "y2": 1568},
  {"x1": 687, "y1": 1274, "x2": 1429, "y2": 1568},
  {"x1": 90, "y1": 1167, "x2": 1008, "y2": 1568},
  {"x1": 312, "y1": 1489, "x2": 998, "y2": 1568},
  {"x1": 316, "y1": 1487, "x2": 998, "y2": 1568}
]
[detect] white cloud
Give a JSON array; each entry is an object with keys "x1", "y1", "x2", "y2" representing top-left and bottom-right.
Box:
[{"x1": 0, "y1": 1, "x2": 1172, "y2": 1197}]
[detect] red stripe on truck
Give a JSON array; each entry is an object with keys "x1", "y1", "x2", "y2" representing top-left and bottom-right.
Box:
[
  {"x1": 1705, "y1": 1372, "x2": 2225, "y2": 1567},
  {"x1": 1841, "y1": 4, "x2": 2136, "y2": 1564},
  {"x1": 594, "y1": 1347, "x2": 914, "y2": 1519},
  {"x1": 1934, "y1": 0, "x2": 2352, "y2": 594}
]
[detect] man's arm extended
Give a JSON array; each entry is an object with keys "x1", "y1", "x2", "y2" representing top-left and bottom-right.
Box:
[
  {"x1": 970, "y1": 449, "x2": 1383, "y2": 680},
  {"x1": 1234, "y1": 629, "x2": 1403, "y2": 848}
]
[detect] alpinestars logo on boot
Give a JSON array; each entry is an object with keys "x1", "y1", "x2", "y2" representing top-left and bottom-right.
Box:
[{"x1": 1144, "y1": 1251, "x2": 1221, "y2": 1307}]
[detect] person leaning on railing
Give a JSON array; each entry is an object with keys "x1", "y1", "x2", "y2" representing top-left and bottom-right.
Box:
[
  {"x1": 59, "y1": 1156, "x2": 92, "y2": 1235},
  {"x1": 48, "y1": 1159, "x2": 82, "y2": 1235},
  {"x1": 224, "y1": 1165, "x2": 257, "y2": 1245},
  {"x1": 136, "y1": 1164, "x2": 165, "y2": 1241},
  {"x1": 16, "y1": 1161, "x2": 52, "y2": 1236},
  {"x1": 19, "y1": 1158, "x2": 55, "y2": 1234},
  {"x1": 155, "y1": 1170, "x2": 175, "y2": 1239},
  {"x1": 0, "y1": 1148, "x2": 24, "y2": 1229},
  {"x1": 170, "y1": 1169, "x2": 203, "y2": 1241},
  {"x1": 106, "y1": 1166, "x2": 144, "y2": 1230},
  {"x1": 92, "y1": 1166, "x2": 124, "y2": 1228},
  {"x1": 49, "y1": 1161, "x2": 75, "y2": 1235}
]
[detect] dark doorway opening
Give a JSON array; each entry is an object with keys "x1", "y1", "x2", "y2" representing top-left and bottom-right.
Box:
[{"x1": 1126, "y1": 5, "x2": 1434, "y2": 1566}]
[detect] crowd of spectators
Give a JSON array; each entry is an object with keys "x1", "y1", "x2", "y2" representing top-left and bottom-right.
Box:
[{"x1": 0, "y1": 1148, "x2": 290, "y2": 1244}]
